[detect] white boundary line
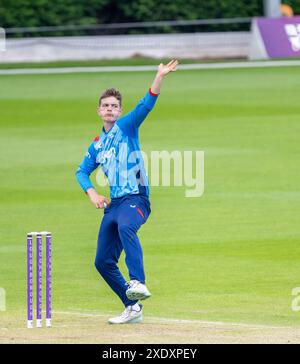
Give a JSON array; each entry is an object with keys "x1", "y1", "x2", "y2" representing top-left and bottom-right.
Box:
[
  {"x1": 52, "y1": 310, "x2": 294, "y2": 330},
  {"x1": 0, "y1": 60, "x2": 300, "y2": 75}
]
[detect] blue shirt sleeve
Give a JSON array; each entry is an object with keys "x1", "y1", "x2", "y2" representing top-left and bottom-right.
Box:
[
  {"x1": 117, "y1": 90, "x2": 159, "y2": 137},
  {"x1": 75, "y1": 142, "x2": 99, "y2": 193}
]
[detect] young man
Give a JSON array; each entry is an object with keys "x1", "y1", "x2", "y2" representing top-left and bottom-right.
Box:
[{"x1": 76, "y1": 59, "x2": 178, "y2": 324}]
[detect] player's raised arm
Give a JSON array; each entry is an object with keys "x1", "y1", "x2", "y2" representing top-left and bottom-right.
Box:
[
  {"x1": 150, "y1": 59, "x2": 178, "y2": 94},
  {"x1": 117, "y1": 59, "x2": 178, "y2": 133}
]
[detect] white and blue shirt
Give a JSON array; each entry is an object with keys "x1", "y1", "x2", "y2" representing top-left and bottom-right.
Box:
[{"x1": 76, "y1": 90, "x2": 158, "y2": 198}]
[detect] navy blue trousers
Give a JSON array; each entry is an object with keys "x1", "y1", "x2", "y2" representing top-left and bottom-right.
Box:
[{"x1": 94, "y1": 194, "x2": 151, "y2": 307}]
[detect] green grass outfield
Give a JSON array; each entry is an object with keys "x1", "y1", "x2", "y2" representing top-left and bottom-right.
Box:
[{"x1": 0, "y1": 65, "x2": 300, "y2": 333}]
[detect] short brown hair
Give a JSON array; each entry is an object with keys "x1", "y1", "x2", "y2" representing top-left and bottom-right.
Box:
[{"x1": 99, "y1": 88, "x2": 122, "y2": 107}]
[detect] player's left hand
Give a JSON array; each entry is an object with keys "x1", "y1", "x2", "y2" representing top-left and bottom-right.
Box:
[{"x1": 157, "y1": 59, "x2": 178, "y2": 77}]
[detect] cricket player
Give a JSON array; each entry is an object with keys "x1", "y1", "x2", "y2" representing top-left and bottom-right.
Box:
[{"x1": 76, "y1": 60, "x2": 178, "y2": 324}]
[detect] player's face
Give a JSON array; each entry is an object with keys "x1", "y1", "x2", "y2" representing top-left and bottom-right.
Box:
[{"x1": 97, "y1": 96, "x2": 122, "y2": 124}]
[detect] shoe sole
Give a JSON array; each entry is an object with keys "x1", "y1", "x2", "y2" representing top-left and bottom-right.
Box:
[
  {"x1": 108, "y1": 316, "x2": 143, "y2": 324},
  {"x1": 126, "y1": 290, "x2": 151, "y2": 301}
]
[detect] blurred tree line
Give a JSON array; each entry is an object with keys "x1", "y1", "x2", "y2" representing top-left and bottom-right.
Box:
[{"x1": 0, "y1": 0, "x2": 299, "y2": 34}]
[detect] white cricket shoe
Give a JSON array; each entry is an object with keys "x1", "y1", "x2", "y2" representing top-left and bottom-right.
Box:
[
  {"x1": 126, "y1": 280, "x2": 151, "y2": 301},
  {"x1": 108, "y1": 304, "x2": 142, "y2": 324}
]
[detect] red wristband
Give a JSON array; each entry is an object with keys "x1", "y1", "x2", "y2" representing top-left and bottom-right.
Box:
[{"x1": 149, "y1": 88, "x2": 158, "y2": 96}]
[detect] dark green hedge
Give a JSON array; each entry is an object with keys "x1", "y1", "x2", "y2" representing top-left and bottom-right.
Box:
[{"x1": 0, "y1": 1, "x2": 299, "y2": 30}]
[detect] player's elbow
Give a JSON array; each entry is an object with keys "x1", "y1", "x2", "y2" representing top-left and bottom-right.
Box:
[
  {"x1": 141, "y1": 100, "x2": 153, "y2": 112},
  {"x1": 75, "y1": 167, "x2": 82, "y2": 181},
  {"x1": 75, "y1": 167, "x2": 88, "y2": 185}
]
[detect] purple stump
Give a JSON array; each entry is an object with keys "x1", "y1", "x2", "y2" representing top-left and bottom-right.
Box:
[
  {"x1": 46, "y1": 233, "x2": 52, "y2": 327},
  {"x1": 36, "y1": 234, "x2": 42, "y2": 327},
  {"x1": 27, "y1": 234, "x2": 33, "y2": 328}
]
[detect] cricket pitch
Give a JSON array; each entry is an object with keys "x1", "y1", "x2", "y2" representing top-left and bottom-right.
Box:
[{"x1": 1, "y1": 311, "x2": 300, "y2": 344}]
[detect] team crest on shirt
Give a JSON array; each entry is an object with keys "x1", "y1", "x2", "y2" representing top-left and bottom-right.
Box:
[{"x1": 94, "y1": 141, "x2": 103, "y2": 150}]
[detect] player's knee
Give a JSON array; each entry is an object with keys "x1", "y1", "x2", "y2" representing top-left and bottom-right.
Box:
[
  {"x1": 95, "y1": 256, "x2": 117, "y2": 276},
  {"x1": 94, "y1": 257, "x2": 107, "y2": 275}
]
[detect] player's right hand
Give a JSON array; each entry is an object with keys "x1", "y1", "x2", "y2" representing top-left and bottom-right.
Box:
[{"x1": 87, "y1": 189, "x2": 110, "y2": 209}]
